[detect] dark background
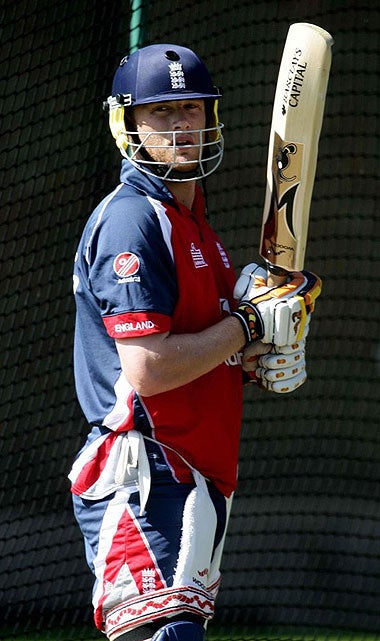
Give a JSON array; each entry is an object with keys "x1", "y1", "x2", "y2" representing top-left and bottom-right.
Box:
[{"x1": 1, "y1": 0, "x2": 379, "y2": 637}]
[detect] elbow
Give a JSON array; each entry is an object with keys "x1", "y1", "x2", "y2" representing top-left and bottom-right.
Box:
[
  {"x1": 115, "y1": 333, "x2": 173, "y2": 396},
  {"x1": 123, "y1": 369, "x2": 167, "y2": 397},
  {"x1": 133, "y1": 381, "x2": 161, "y2": 397}
]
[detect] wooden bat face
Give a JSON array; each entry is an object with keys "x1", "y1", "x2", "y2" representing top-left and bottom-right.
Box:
[
  {"x1": 259, "y1": 23, "x2": 334, "y2": 274},
  {"x1": 261, "y1": 132, "x2": 304, "y2": 271}
]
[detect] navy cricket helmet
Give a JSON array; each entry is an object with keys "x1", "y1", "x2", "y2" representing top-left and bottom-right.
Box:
[
  {"x1": 104, "y1": 44, "x2": 224, "y2": 181},
  {"x1": 111, "y1": 44, "x2": 221, "y2": 105}
]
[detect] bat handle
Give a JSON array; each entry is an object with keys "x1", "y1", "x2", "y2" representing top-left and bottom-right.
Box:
[{"x1": 266, "y1": 263, "x2": 288, "y2": 287}]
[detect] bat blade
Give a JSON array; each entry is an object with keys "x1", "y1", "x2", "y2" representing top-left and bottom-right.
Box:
[{"x1": 260, "y1": 23, "x2": 334, "y2": 277}]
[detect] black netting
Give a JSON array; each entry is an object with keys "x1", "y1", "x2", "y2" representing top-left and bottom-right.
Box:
[{"x1": 1, "y1": 0, "x2": 380, "y2": 639}]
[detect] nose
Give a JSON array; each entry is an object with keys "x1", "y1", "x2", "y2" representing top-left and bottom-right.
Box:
[{"x1": 172, "y1": 106, "x2": 191, "y2": 129}]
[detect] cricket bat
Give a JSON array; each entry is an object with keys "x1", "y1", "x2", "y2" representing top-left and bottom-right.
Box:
[{"x1": 260, "y1": 23, "x2": 334, "y2": 286}]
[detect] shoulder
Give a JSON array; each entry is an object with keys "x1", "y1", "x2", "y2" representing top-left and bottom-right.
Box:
[
  {"x1": 78, "y1": 182, "x2": 174, "y2": 267},
  {"x1": 84, "y1": 182, "x2": 164, "y2": 241},
  {"x1": 102, "y1": 182, "x2": 155, "y2": 221}
]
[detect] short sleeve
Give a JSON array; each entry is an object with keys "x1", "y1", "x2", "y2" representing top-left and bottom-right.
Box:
[{"x1": 85, "y1": 193, "x2": 177, "y2": 338}]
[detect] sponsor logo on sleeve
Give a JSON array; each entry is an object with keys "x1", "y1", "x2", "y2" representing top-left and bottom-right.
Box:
[{"x1": 113, "y1": 252, "x2": 141, "y2": 283}]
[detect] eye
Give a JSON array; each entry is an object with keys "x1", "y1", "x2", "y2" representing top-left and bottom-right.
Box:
[
  {"x1": 151, "y1": 105, "x2": 170, "y2": 114},
  {"x1": 185, "y1": 101, "x2": 202, "y2": 109}
]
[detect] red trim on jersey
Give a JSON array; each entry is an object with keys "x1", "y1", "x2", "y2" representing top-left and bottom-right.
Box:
[{"x1": 103, "y1": 311, "x2": 171, "y2": 338}]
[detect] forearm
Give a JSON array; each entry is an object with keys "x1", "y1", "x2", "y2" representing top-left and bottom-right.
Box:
[{"x1": 116, "y1": 315, "x2": 246, "y2": 396}]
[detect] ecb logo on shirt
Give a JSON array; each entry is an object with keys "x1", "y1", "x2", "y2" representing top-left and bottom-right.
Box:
[{"x1": 113, "y1": 252, "x2": 141, "y2": 283}]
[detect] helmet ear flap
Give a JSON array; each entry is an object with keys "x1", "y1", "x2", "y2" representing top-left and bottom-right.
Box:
[{"x1": 109, "y1": 105, "x2": 129, "y2": 153}]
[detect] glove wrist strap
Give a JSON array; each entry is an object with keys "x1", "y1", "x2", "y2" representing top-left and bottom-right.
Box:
[{"x1": 232, "y1": 303, "x2": 264, "y2": 344}]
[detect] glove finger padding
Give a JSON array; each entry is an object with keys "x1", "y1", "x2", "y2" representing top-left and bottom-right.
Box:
[
  {"x1": 242, "y1": 341, "x2": 272, "y2": 385},
  {"x1": 233, "y1": 263, "x2": 268, "y2": 300},
  {"x1": 259, "y1": 346, "x2": 305, "y2": 372},
  {"x1": 256, "y1": 342, "x2": 307, "y2": 393},
  {"x1": 257, "y1": 368, "x2": 307, "y2": 393},
  {"x1": 233, "y1": 264, "x2": 321, "y2": 346},
  {"x1": 252, "y1": 271, "x2": 320, "y2": 345}
]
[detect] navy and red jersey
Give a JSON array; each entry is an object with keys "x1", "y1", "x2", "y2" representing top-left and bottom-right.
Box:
[{"x1": 70, "y1": 160, "x2": 243, "y2": 498}]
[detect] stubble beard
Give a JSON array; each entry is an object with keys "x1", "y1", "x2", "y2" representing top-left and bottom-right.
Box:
[{"x1": 140, "y1": 132, "x2": 202, "y2": 172}]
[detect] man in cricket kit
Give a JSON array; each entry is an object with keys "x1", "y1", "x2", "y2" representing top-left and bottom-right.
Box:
[{"x1": 70, "y1": 44, "x2": 321, "y2": 641}]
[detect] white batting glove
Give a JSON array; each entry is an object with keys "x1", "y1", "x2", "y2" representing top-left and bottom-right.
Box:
[
  {"x1": 233, "y1": 263, "x2": 268, "y2": 300},
  {"x1": 243, "y1": 340, "x2": 307, "y2": 393},
  {"x1": 233, "y1": 262, "x2": 321, "y2": 346}
]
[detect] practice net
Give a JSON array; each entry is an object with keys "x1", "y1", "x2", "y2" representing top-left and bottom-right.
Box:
[{"x1": 1, "y1": 0, "x2": 380, "y2": 639}]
